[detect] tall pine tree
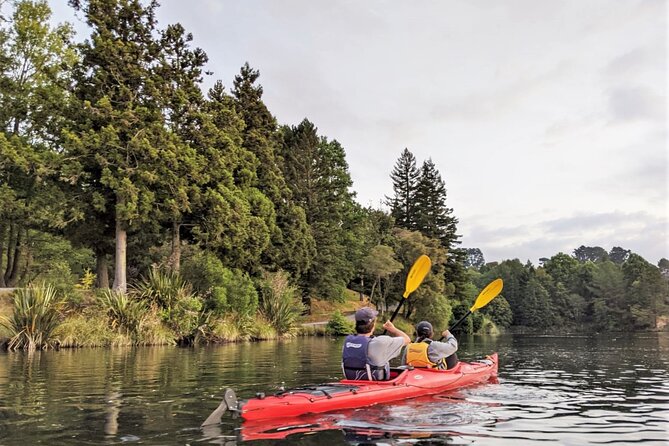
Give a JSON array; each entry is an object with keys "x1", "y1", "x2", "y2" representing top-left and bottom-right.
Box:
[
  {"x1": 413, "y1": 158, "x2": 459, "y2": 249},
  {"x1": 388, "y1": 148, "x2": 419, "y2": 230},
  {"x1": 232, "y1": 63, "x2": 315, "y2": 278},
  {"x1": 280, "y1": 119, "x2": 356, "y2": 301}
]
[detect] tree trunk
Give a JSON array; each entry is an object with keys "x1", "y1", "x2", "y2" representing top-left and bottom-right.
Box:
[
  {"x1": 6, "y1": 226, "x2": 23, "y2": 287},
  {"x1": 96, "y1": 252, "x2": 109, "y2": 289},
  {"x1": 4, "y1": 223, "x2": 16, "y2": 284},
  {"x1": 0, "y1": 222, "x2": 6, "y2": 287},
  {"x1": 359, "y1": 274, "x2": 364, "y2": 301},
  {"x1": 112, "y1": 218, "x2": 127, "y2": 293},
  {"x1": 369, "y1": 279, "x2": 378, "y2": 304},
  {"x1": 168, "y1": 220, "x2": 181, "y2": 274}
]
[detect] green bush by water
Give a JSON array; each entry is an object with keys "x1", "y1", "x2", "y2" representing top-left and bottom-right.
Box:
[
  {"x1": 326, "y1": 311, "x2": 354, "y2": 336},
  {"x1": 0, "y1": 285, "x2": 63, "y2": 351},
  {"x1": 259, "y1": 271, "x2": 304, "y2": 336}
]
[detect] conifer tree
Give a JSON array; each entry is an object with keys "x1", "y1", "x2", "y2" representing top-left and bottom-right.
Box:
[
  {"x1": 413, "y1": 158, "x2": 459, "y2": 249},
  {"x1": 280, "y1": 119, "x2": 356, "y2": 300},
  {"x1": 232, "y1": 63, "x2": 315, "y2": 278},
  {"x1": 388, "y1": 148, "x2": 419, "y2": 230},
  {"x1": 64, "y1": 0, "x2": 169, "y2": 292},
  {"x1": 0, "y1": 0, "x2": 77, "y2": 286}
]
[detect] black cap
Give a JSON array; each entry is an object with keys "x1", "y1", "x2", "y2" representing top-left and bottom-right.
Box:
[{"x1": 415, "y1": 321, "x2": 433, "y2": 337}]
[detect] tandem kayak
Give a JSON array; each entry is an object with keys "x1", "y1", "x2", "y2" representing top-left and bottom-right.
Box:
[{"x1": 202, "y1": 353, "x2": 498, "y2": 425}]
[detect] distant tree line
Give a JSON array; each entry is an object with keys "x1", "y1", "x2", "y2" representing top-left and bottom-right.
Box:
[{"x1": 1, "y1": 0, "x2": 667, "y2": 334}]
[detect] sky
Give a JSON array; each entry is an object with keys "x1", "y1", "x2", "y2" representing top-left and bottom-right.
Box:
[{"x1": 48, "y1": 0, "x2": 668, "y2": 265}]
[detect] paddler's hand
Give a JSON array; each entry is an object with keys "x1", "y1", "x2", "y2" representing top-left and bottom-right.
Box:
[
  {"x1": 382, "y1": 320, "x2": 397, "y2": 332},
  {"x1": 442, "y1": 330, "x2": 455, "y2": 340},
  {"x1": 383, "y1": 320, "x2": 411, "y2": 345}
]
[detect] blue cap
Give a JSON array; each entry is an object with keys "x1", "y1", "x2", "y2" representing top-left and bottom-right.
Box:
[{"x1": 354, "y1": 307, "x2": 378, "y2": 323}]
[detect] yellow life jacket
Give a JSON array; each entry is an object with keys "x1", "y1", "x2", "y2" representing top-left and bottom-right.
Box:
[{"x1": 406, "y1": 339, "x2": 447, "y2": 369}]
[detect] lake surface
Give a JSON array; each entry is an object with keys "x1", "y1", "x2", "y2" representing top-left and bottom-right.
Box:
[{"x1": 0, "y1": 333, "x2": 668, "y2": 445}]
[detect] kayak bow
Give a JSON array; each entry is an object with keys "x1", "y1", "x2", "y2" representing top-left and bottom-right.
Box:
[{"x1": 202, "y1": 353, "x2": 498, "y2": 424}]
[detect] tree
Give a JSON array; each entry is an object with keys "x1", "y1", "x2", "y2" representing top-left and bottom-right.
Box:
[
  {"x1": 573, "y1": 245, "x2": 609, "y2": 263},
  {"x1": 232, "y1": 63, "x2": 315, "y2": 278},
  {"x1": 153, "y1": 22, "x2": 210, "y2": 273},
  {"x1": 657, "y1": 258, "x2": 669, "y2": 280},
  {"x1": 544, "y1": 253, "x2": 580, "y2": 290},
  {"x1": 464, "y1": 248, "x2": 485, "y2": 270},
  {"x1": 391, "y1": 228, "x2": 448, "y2": 322},
  {"x1": 622, "y1": 254, "x2": 667, "y2": 329},
  {"x1": 280, "y1": 119, "x2": 357, "y2": 301},
  {"x1": 387, "y1": 148, "x2": 419, "y2": 230},
  {"x1": 413, "y1": 158, "x2": 459, "y2": 249},
  {"x1": 0, "y1": 0, "x2": 78, "y2": 286},
  {"x1": 64, "y1": 0, "x2": 170, "y2": 292},
  {"x1": 362, "y1": 245, "x2": 403, "y2": 313},
  {"x1": 588, "y1": 261, "x2": 627, "y2": 330},
  {"x1": 609, "y1": 246, "x2": 631, "y2": 265}
]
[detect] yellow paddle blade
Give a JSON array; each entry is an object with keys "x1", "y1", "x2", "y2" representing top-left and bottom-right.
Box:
[
  {"x1": 470, "y1": 278, "x2": 504, "y2": 311},
  {"x1": 402, "y1": 255, "x2": 432, "y2": 298}
]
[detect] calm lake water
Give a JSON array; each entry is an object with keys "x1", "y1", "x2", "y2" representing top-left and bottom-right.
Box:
[{"x1": 0, "y1": 333, "x2": 668, "y2": 445}]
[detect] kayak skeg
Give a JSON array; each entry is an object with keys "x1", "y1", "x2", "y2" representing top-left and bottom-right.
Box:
[{"x1": 202, "y1": 353, "x2": 498, "y2": 424}]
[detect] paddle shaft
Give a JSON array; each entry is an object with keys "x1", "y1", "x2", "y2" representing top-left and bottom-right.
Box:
[
  {"x1": 439, "y1": 309, "x2": 471, "y2": 340},
  {"x1": 382, "y1": 298, "x2": 405, "y2": 335}
]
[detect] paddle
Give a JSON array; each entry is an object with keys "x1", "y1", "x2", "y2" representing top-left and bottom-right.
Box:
[
  {"x1": 441, "y1": 278, "x2": 503, "y2": 339},
  {"x1": 382, "y1": 254, "x2": 432, "y2": 334}
]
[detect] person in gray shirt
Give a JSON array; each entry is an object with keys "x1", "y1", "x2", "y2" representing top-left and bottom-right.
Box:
[
  {"x1": 342, "y1": 307, "x2": 411, "y2": 380},
  {"x1": 405, "y1": 320, "x2": 458, "y2": 370}
]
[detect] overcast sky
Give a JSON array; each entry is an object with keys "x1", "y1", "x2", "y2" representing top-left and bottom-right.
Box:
[{"x1": 49, "y1": 0, "x2": 668, "y2": 265}]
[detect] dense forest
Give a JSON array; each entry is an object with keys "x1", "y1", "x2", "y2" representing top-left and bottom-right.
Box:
[{"x1": 1, "y1": 1, "x2": 667, "y2": 349}]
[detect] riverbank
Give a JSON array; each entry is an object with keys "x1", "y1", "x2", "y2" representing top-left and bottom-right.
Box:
[{"x1": 0, "y1": 286, "x2": 379, "y2": 350}]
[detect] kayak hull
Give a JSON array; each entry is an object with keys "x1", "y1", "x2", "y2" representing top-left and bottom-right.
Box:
[{"x1": 240, "y1": 353, "x2": 498, "y2": 421}]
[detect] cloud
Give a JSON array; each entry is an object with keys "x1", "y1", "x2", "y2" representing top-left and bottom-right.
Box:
[
  {"x1": 605, "y1": 48, "x2": 653, "y2": 77},
  {"x1": 607, "y1": 86, "x2": 664, "y2": 122},
  {"x1": 465, "y1": 210, "x2": 668, "y2": 265}
]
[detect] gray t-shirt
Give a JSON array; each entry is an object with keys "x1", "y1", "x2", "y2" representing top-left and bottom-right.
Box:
[
  {"x1": 426, "y1": 336, "x2": 458, "y2": 367},
  {"x1": 366, "y1": 335, "x2": 406, "y2": 367}
]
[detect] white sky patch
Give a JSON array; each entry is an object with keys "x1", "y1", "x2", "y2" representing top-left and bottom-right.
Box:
[{"x1": 47, "y1": 0, "x2": 668, "y2": 265}]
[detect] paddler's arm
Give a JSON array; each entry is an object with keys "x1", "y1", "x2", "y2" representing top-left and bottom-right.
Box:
[{"x1": 382, "y1": 320, "x2": 410, "y2": 345}]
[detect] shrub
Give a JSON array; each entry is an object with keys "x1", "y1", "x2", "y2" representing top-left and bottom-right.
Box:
[
  {"x1": 1, "y1": 284, "x2": 63, "y2": 351},
  {"x1": 74, "y1": 269, "x2": 96, "y2": 291},
  {"x1": 181, "y1": 252, "x2": 257, "y2": 316},
  {"x1": 97, "y1": 290, "x2": 147, "y2": 338},
  {"x1": 132, "y1": 268, "x2": 203, "y2": 342},
  {"x1": 326, "y1": 311, "x2": 354, "y2": 336},
  {"x1": 259, "y1": 271, "x2": 304, "y2": 336},
  {"x1": 55, "y1": 312, "x2": 129, "y2": 348},
  {"x1": 479, "y1": 316, "x2": 500, "y2": 335},
  {"x1": 249, "y1": 315, "x2": 278, "y2": 340}
]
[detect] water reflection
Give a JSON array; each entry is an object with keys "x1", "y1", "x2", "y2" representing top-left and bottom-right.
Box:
[{"x1": 0, "y1": 334, "x2": 667, "y2": 445}]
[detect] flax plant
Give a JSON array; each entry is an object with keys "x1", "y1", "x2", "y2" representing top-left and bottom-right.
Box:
[{"x1": 0, "y1": 285, "x2": 63, "y2": 351}]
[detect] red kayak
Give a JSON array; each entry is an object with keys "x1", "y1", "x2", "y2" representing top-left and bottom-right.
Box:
[{"x1": 202, "y1": 353, "x2": 498, "y2": 425}]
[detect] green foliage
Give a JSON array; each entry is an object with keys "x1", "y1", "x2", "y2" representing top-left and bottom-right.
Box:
[
  {"x1": 1, "y1": 284, "x2": 62, "y2": 351},
  {"x1": 481, "y1": 295, "x2": 513, "y2": 328},
  {"x1": 363, "y1": 244, "x2": 403, "y2": 310},
  {"x1": 97, "y1": 290, "x2": 147, "y2": 338},
  {"x1": 54, "y1": 311, "x2": 128, "y2": 348},
  {"x1": 413, "y1": 293, "x2": 452, "y2": 332},
  {"x1": 258, "y1": 271, "x2": 304, "y2": 336},
  {"x1": 388, "y1": 148, "x2": 419, "y2": 230},
  {"x1": 248, "y1": 315, "x2": 278, "y2": 340},
  {"x1": 280, "y1": 119, "x2": 358, "y2": 300},
  {"x1": 132, "y1": 268, "x2": 202, "y2": 341},
  {"x1": 181, "y1": 250, "x2": 257, "y2": 316},
  {"x1": 414, "y1": 158, "x2": 459, "y2": 249},
  {"x1": 75, "y1": 269, "x2": 96, "y2": 291},
  {"x1": 326, "y1": 311, "x2": 354, "y2": 336}
]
